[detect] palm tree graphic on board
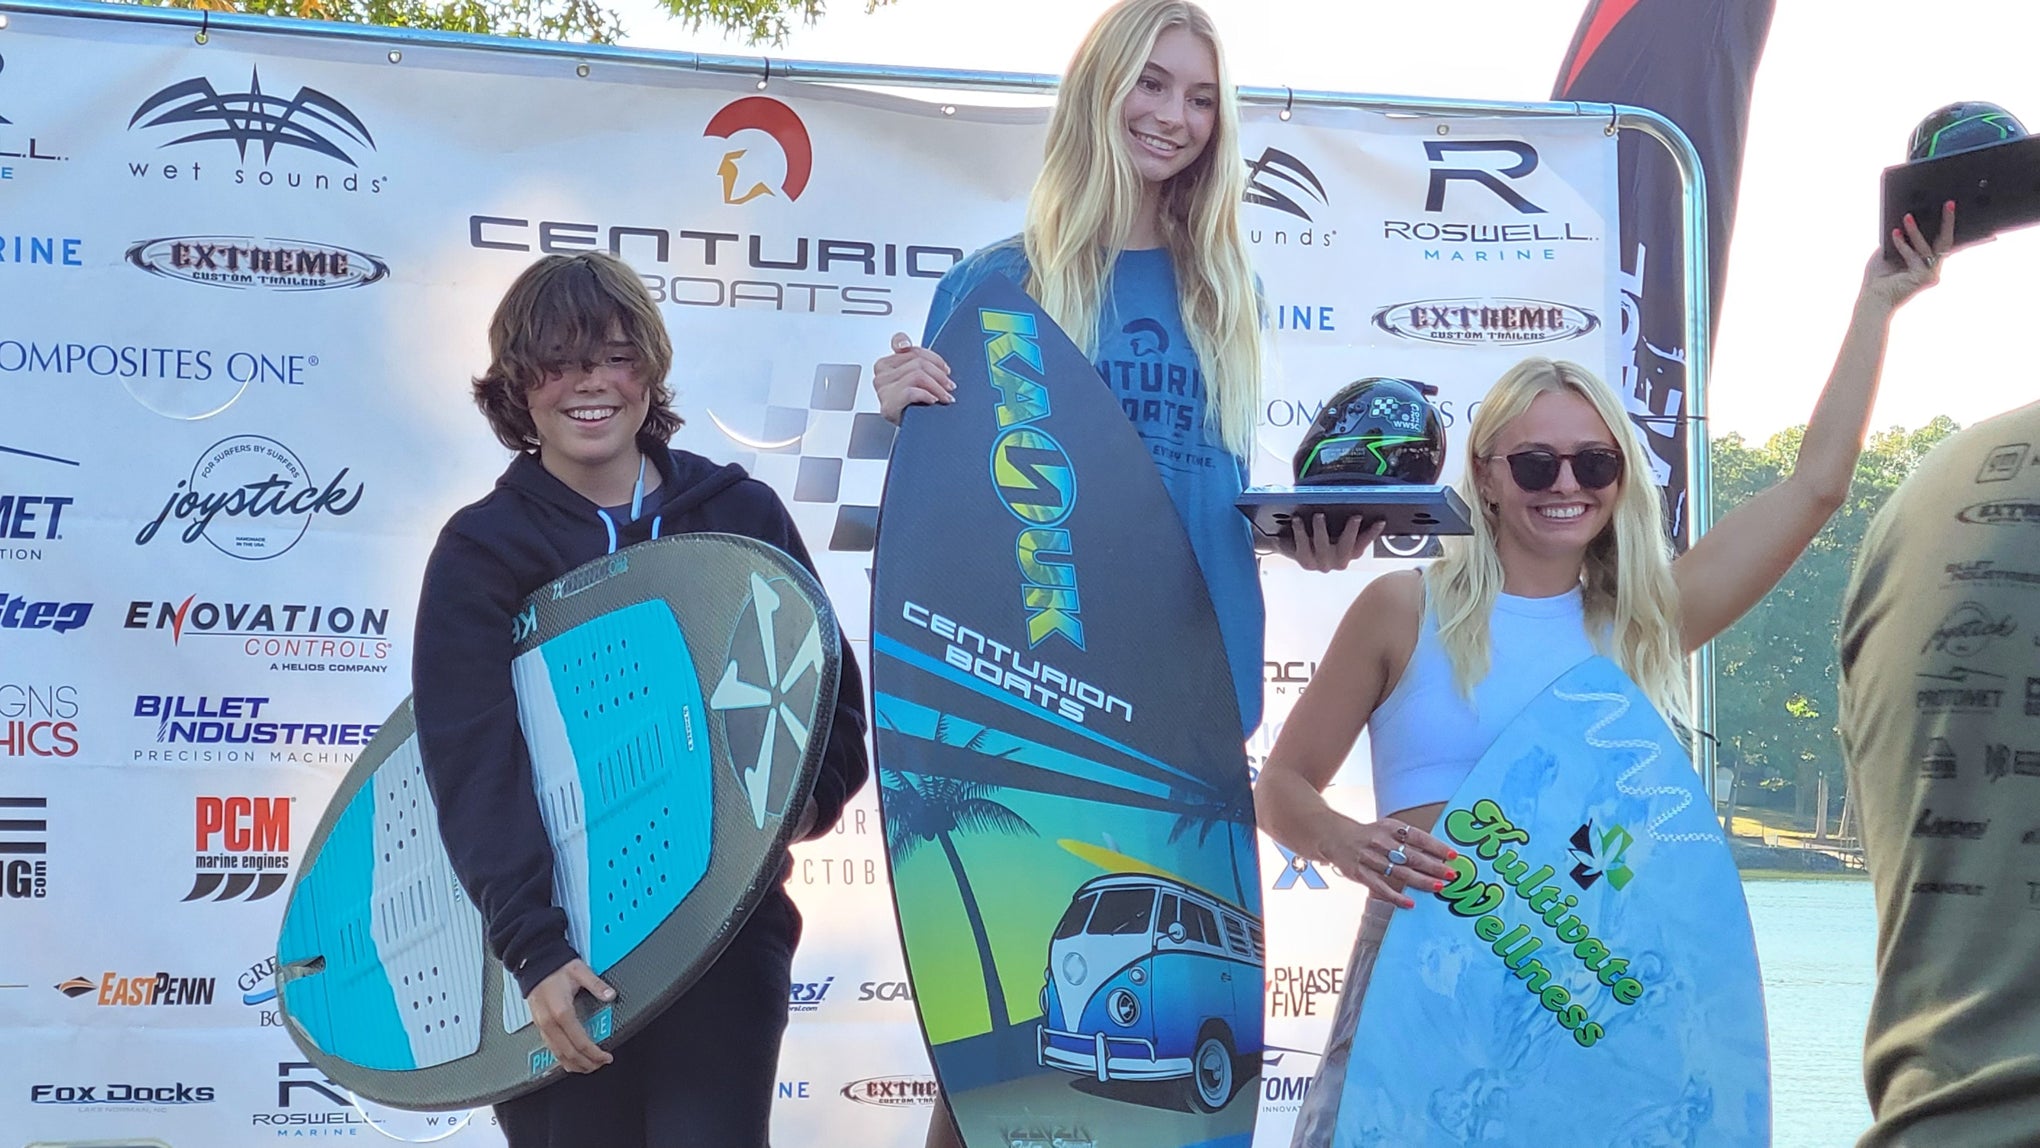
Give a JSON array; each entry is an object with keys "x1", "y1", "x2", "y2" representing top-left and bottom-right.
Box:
[
  {"x1": 1167, "y1": 786, "x2": 1254, "y2": 909},
  {"x1": 881, "y1": 768, "x2": 1036, "y2": 1031}
]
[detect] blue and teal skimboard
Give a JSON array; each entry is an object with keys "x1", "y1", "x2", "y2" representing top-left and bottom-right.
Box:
[
  {"x1": 275, "y1": 533, "x2": 840, "y2": 1108},
  {"x1": 1336, "y1": 657, "x2": 1769, "y2": 1146},
  {"x1": 874, "y1": 277, "x2": 1261, "y2": 1148}
]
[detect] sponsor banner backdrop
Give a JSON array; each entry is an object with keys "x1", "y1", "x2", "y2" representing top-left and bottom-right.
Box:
[{"x1": 0, "y1": 9, "x2": 1618, "y2": 1145}]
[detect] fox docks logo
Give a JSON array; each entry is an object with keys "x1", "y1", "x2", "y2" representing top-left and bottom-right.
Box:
[
  {"x1": 137, "y1": 435, "x2": 362, "y2": 561},
  {"x1": 187, "y1": 795, "x2": 291, "y2": 902},
  {"x1": 126, "y1": 595, "x2": 394, "y2": 674},
  {"x1": 0, "y1": 681, "x2": 79, "y2": 759},
  {"x1": 468, "y1": 96, "x2": 964, "y2": 317},
  {"x1": 1373, "y1": 298, "x2": 1599, "y2": 346},
  {"x1": 29, "y1": 1081, "x2": 216, "y2": 1109},
  {"x1": 125, "y1": 67, "x2": 386, "y2": 195},
  {"x1": 1, "y1": 795, "x2": 48, "y2": 899},
  {"x1": 127, "y1": 235, "x2": 390, "y2": 291},
  {"x1": 56, "y1": 970, "x2": 217, "y2": 1006}
]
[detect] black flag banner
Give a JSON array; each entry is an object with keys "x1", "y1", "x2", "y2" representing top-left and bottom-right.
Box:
[{"x1": 1555, "y1": 0, "x2": 1777, "y2": 543}]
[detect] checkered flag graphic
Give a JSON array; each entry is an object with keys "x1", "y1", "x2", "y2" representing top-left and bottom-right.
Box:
[{"x1": 707, "y1": 363, "x2": 897, "y2": 556}]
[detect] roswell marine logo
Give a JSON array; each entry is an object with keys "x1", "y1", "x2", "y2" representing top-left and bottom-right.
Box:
[
  {"x1": 710, "y1": 572, "x2": 825, "y2": 828},
  {"x1": 128, "y1": 68, "x2": 375, "y2": 166}
]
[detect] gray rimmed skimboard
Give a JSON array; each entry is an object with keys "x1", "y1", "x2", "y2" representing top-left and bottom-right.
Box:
[
  {"x1": 276, "y1": 532, "x2": 839, "y2": 1109},
  {"x1": 874, "y1": 275, "x2": 1261, "y2": 1148}
]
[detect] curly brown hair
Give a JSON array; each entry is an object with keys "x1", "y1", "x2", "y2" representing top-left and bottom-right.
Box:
[{"x1": 472, "y1": 252, "x2": 681, "y2": 453}]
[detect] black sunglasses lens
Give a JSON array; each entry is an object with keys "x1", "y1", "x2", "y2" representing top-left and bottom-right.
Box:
[
  {"x1": 1574, "y1": 449, "x2": 1624, "y2": 489},
  {"x1": 1506, "y1": 451, "x2": 1561, "y2": 491}
]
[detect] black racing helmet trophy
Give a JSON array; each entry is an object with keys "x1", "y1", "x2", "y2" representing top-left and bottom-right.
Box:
[
  {"x1": 1882, "y1": 100, "x2": 2040, "y2": 256},
  {"x1": 1236, "y1": 377, "x2": 1471, "y2": 555}
]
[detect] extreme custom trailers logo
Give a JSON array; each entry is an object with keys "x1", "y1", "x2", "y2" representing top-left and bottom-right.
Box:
[
  {"x1": 127, "y1": 236, "x2": 389, "y2": 291},
  {"x1": 1373, "y1": 298, "x2": 1599, "y2": 346}
]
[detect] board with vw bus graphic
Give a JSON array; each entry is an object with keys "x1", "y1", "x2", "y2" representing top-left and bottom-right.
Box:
[
  {"x1": 873, "y1": 277, "x2": 1262, "y2": 1148},
  {"x1": 1335, "y1": 657, "x2": 1769, "y2": 1146},
  {"x1": 274, "y1": 533, "x2": 841, "y2": 1108}
]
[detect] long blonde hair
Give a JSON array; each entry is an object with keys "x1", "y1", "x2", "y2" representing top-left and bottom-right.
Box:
[
  {"x1": 1424, "y1": 358, "x2": 1689, "y2": 726},
  {"x1": 1023, "y1": 0, "x2": 1261, "y2": 458}
]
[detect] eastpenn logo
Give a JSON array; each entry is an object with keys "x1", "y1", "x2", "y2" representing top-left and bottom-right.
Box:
[
  {"x1": 127, "y1": 236, "x2": 389, "y2": 292},
  {"x1": 1373, "y1": 298, "x2": 1599, "y2": 346}
]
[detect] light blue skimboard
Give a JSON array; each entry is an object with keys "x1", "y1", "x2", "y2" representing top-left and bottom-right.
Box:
[
  {"x1": 276, "y1": 533, "x2": 840, "y2": 1109},
  {"x1": 1336, "y1": 657, "x2": 1768, "y2": 1146}
]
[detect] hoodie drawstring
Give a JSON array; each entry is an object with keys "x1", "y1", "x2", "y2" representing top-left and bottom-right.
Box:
[{"x1": 599, "y1": 456, "x2": 659, "y2": 555}]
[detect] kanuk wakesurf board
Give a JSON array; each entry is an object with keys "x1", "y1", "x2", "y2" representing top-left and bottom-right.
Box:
[
  {"x1": 873, "y1": 275, "x2": 1262, "y2": 1148},
  {"x1": 1336, "y1": 656, "x2": 1768, "y2": 1146},
  {"x1": 276, "y1": 532, "x2": 840, "y2": 1109}
]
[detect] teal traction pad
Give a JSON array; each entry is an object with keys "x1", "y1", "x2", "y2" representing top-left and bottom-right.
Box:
[{"x1": 277, "y1": 533, "x2": 840, "y2": 1109}]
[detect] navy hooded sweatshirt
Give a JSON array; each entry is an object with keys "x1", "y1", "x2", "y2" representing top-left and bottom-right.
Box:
[{"x1": 412, "y1": 447, "x2": 869, "y2": 997}]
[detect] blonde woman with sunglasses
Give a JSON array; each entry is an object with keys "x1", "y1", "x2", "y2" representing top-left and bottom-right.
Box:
[{"x1": 1255, "y1": 205, "x2": 1956, "y2": 1144}]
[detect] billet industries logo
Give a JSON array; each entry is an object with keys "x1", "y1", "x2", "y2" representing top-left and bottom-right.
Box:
[
  {"x1": 136, "y1": 435, "x2": 363, "y2": 560},
  {"x1": 1, "y1": 795, "x2": 48, "y2": 900},
  {"x1": 132, "y1": 693, "x2": 382, "y2": 766},
  {"x1": 127, "y1": 235, "x2": 390, "y2": 291},
  {"x1": 0, "y1": 592, "x2": 90, "y2": 633},
  {"x1": 186, "y1": 795, "x2": 290, "y2": 902},
  {"x1": 56, "y1": 970, "x2": 217, "y2": 1005},
  {"x1": 1373, "y1": 298, "x2": 1600, "y2": 346},
  {"x1": 704, "y1": 96, "x2": 812, "y2": 205},
  {"x1": 840, "y1": 1076, "x2": 939, "y2": 1108},
  {"x1": 0, "y1": 681, "x2": 79, "y2": 759},
  {"x1": 126, "y1": 67, "x2": 385, "y2": 194}
]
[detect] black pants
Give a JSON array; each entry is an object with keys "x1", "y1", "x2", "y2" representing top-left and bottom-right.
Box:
[{"x1": 497, "y1": 890, "x2": 801, "y2": 1148}]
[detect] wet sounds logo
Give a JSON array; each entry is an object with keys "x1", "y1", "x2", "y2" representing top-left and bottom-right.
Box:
[
  {"x1": 127, "y1": 236, "x2": 390, "y2": 292},
  {"x1": 1244, "y1": 148, "x2": 1329, "y2": 223},
  {"x1": 137, "y1": 435, "x2": 363, "y2": 561},
  {"x1": 703, "y1": 96, "x2": 812, "y2": 205},
  {"x1": 1373, "y1": 298, "x2": 1599, "y2": 346},
  {"x1": 126, "y1": 67, "x2": 386, "y2": 195}
]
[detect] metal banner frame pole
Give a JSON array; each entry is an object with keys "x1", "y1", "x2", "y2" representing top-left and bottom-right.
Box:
[{"x1": 0, "y1": 0, "x2": 1716, "y2": 800}]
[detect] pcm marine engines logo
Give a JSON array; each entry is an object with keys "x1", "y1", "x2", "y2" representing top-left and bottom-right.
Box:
[
  {"x1": 186, "y1": 795, "x2": 290, "y2": 902},
  {"x1": 704, "y1": 96, "x2": 812, "y2": 205}
]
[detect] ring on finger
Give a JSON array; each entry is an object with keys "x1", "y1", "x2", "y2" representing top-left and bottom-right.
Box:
[
  {"x1": 1387, "y1": 847, "x2": 1409, "y2": 866},
  {"x1": 1382, "y1": 861, "x2": 1396, "y2": 879},
  {"x1": 1394, "y1": 823, "x2": 1411, "y2": 844}
]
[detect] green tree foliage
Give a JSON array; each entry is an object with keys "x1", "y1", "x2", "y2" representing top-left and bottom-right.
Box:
[
  {"x1": 1710, "y1": 416, "x2": 1962, "y2": 817},
  {"x1": 129, "y1": 0, "x2": 889, "y2": 46}
]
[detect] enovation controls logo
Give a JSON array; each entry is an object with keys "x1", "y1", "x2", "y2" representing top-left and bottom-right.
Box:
[
  {"x1": 1244, "y1": 148, "x2": 1328, "y2": 223},
  {"x1": 136, "y1": 436, "x2": 362, "y2": 561},
  {"x1": 1373, "y1": 299, "x2": 1599, "y2": 346},
  {"x1": 125, "y1": 594, "x2": 395, "y2": 676},
  {"x1": 127, "y1": 236, "x2": 389, "y2": 291},
  {"x1": 839, "y1": 1076, "x2": 938, "y2": 1108},
  {"x1": 56, "y1": 970, "x2": 217, "y2": 1006},
  {"x1": 704, "y1": 96, "x2": 812, "y2": 205},
  {"x1": 187, "y1": 795, "x2": 290, "y2": 902},
  {"x1": 711, "y1": 572, "x2": 826, "y2": 828},
  {"x1": 126, "y1": 68, "x2": 384, "y2": 195}
]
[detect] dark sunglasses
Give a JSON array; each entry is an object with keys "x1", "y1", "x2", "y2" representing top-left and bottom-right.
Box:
[{"x1": 1498, "y1": 447, "x2": 1624, "y2": 492}]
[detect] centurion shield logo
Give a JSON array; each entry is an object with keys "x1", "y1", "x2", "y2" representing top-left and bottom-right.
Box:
[{"x1": 710, "y1": 571, "x2": 825, "y2": 828}]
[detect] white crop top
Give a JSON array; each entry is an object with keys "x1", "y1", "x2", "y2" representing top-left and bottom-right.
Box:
[{"x1": 1367, "y1": 586, "x2": 1598, "y2": 815}]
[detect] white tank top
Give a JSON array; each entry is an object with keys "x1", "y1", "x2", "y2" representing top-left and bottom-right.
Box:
[{"x1": 1367, "y1": 586, "x2": 1597, "y2": 815}]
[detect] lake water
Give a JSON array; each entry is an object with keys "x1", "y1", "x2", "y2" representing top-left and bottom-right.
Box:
[{"x1": 1745, "y1": 877, "x2": 1877, "y2": 1148}]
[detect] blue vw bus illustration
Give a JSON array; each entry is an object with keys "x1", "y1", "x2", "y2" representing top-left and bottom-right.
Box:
[{"x1": 1036, "y1": 873, "x2": 1262, "y2": 1112}]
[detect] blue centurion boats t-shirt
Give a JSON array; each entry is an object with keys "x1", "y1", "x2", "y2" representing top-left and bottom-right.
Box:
[{"x1": 922, "y1": 239, "x2": 1265, "y2": 735}]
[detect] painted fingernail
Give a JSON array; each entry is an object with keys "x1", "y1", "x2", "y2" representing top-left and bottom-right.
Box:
[
  {"x1": 1445, "y1": 849, "x2": 1458, "y2": 861},
  {"x1": 1401, "y1": 898, "x2": 1416, "y2": 909},
  {"x1": 1905, "y1": 213, "x2": 1915, "y2": 225},
  {"x1": 1434, "y1": 880, "x2": 1446, "y2": 893}
]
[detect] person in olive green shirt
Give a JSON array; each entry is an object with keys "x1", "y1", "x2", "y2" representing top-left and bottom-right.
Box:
[{"x1": 1840, "y1": 398, "x2": 2040, "y2": 1146}]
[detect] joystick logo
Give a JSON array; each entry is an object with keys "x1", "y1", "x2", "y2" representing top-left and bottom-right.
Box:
[{"x1": 136, "y1": 436, "x2": 362, "y2": 561}]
